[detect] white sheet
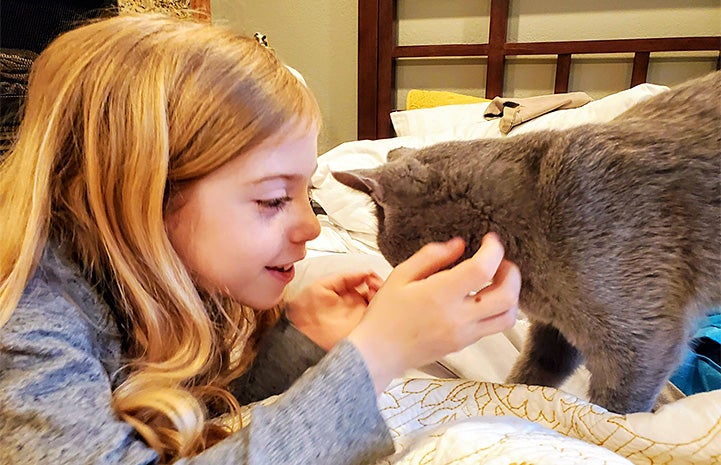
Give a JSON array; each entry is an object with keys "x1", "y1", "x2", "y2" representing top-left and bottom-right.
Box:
[
  {"x1": 380, "y1": 416, "x2": 634, "y2": 465},
  {"x1": 375, "y1": 377, "x2": 721, "y2": 465}
]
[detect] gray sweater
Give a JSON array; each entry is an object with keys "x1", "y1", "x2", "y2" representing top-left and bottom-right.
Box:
[{"x1": 0, "y1": 243, "x2": 394, "y2": 464}]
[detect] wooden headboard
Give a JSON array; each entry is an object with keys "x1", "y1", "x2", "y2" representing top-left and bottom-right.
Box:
[
  {"x1": 190, "y1": 0, "x2": 211, "y2": 19},
  {"x1": 358, "y1": 0, "x2": 721, "y2": 140}
]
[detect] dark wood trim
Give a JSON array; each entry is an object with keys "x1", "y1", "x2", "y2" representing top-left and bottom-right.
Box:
[
  {"x1": 190, "y1": 0, "x2": 211, "y2": 20},
  {"x1": 376, "y1": 0, "x2": 395, "y2": 139},
  {"x1": 554, "y1": 54, "x2": 572, "y2": 93},
  {"x1": 485, "y1": 0, "x2": 510, "y2": 99},
  {"x1": 504, "y1": 37, "x2": 721, "y2": 55},
  {"x1": 394, "y1": 44, "x2": 489, "y2": 58},
  {"x1": 358, "y1": 0, "x2": 380, "y2": 140},
  {"x1": 631, "y1": 52, "x2": 651, "y2": 87},
  {"x1": 358, "y1": 0, "x2": 721, "y2": 140},
  {"x1": 393, "y1": 37, "x2": 721, "y2": 59}
]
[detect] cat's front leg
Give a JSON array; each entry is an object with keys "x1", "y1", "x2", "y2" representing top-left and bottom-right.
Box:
[{"x1": 506, "y1": 321, "x2": 583, "y2": 387}]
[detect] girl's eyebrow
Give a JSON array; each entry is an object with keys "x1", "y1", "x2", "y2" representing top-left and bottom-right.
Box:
[
  {"x1": 251, "y1": 174, "x2": 299, "y2": 184},
  {"x1": 251, "y1": 164, "x2": 318, "y2": 185}
]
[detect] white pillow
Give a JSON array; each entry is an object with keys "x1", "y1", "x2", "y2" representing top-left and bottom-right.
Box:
[
  {"x1": 391, "y1": 101, "x2": 491, "y2": 138},
  {"x1": 312, "y1": 137, "x2": 421, "y2": 236},
  {"x1": 390, "y1": 83, "x2": 669, "y2": 138}
]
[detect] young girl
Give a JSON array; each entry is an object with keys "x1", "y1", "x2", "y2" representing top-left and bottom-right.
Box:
[{"x1": 0, "y1": 13, "x2": 521, "y2": 465}]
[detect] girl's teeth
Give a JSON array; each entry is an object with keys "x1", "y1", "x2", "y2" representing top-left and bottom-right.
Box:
[{"x1": 269, "y1": 264, "x2": 292, "y2": 271}]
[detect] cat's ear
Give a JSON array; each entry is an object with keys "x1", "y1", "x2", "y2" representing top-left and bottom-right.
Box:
[
  {"x1": 331, "y1": 169, "x2": 385, "y2": 202},
  {"x1": 403, "y1": 157, "x2": 431, "y2": 187},
  {"x1": 387, "y1": 146, "x2": 418, "y2": 162}
]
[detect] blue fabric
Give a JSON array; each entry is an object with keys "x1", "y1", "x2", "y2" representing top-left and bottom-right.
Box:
[{"x1": 671, "y1": 312, "x2": 721, "y2": 396}]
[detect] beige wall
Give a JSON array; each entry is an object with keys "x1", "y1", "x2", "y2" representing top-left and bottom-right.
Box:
[
  {"x1": 210, "y1": 0, "x2": 358, "y2": 154},
  {"x1": 212, "y1": 0, "x2": 720, "y2": 153}
]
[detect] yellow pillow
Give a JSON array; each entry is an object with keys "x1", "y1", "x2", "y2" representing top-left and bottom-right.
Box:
[{"x1": 406, "y1": 89, "x2": 490, "y2": 110}]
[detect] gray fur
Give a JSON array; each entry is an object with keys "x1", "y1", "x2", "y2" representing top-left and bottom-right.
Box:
[{"x1": 333, "y1": 71, "x2": 721, "y2": 414}]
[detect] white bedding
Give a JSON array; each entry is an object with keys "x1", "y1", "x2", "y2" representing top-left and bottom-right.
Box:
[
  {"x1": 376, "y1": 378, "x2": 721, "y2": 465},
  {"x1": 287, "y1": 83, "x2": 721, "y2": 464}
]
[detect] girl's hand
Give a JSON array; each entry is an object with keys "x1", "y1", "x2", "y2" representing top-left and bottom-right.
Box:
[
  {"x1": 287, "y1": 271, "x2": 384, "y2": 351},
  {"x1": 348, "y1": 233, "x2": 521, "y2": 394}
]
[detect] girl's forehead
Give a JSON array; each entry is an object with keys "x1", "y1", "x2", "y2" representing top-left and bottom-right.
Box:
[{"x1": 218, "y1": 128, "x2": 319, "y2": 183}]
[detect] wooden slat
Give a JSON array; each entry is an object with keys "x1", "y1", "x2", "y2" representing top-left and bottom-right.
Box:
[
  {"x1": 554, "y1": 54, "x2": 572, "y2": 93},
  {"x1": 376, "y1": 0, "x2": 395, "y2": 139},
  {"x1": 357, "y1": 0, "x2": 721, "y2": 140},
  {"x1": 631, "y1": 52, "x2": 650, "y2": 86},
  {"x1": 189, "y1": 0, "x2": 211, "y2": 20},
  {"x1": 394, "y1": 44, "x2": 489, "y2": 58},
  {"x1": 390, "y1": 37, "x2": 721, "y2": 59},
  {"x1": 505, "y1": 37, "x2": 721, "y2": 56},
  {"x1": 358, "y1": 0, "x2": 380, "y2": 140},
  {"x1": 485, "y1": 0, "x2": 510, "y2": 99}
]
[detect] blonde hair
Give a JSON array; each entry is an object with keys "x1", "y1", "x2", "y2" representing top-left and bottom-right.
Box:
[{"x1": 0, "y1": 13, "x2": 320, "y2": 462}]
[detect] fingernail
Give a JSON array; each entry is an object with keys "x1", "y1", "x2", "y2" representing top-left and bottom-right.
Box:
[{"x1": 483, "y1": 232, "x2": 501, "y2": 246}]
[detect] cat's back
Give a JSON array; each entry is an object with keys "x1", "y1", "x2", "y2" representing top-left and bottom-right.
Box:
[
  {"x1": 537, "y1": 74, "x2": 720, "y2": 311},
  {"x1": 545, "y1": 71, "x2": 720, "y2": 221},
  {"x1": 614, "y1": 70, "x2": 720, "y2": 126}
]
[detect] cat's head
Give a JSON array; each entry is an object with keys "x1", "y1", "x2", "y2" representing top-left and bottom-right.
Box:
[{"x1": 332, "y1": 145, "x2": 493, "y2": 266}]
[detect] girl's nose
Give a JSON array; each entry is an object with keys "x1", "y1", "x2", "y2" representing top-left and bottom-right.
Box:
[{"x1": 290, "y1": 199, "x2": 321, "y2": 244}]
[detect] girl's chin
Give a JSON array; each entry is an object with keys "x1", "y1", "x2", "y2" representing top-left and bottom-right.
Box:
[{"x1": 245, "y1": 292, "x2": 285, "y2": 311}]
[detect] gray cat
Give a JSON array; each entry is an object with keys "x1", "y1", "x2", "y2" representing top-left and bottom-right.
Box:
[{"x1": 333, "y1": 70, "x2": 721, "y2": 414}]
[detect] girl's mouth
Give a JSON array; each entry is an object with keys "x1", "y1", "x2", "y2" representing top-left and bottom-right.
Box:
[
  {"x1": 266, "y1": 264, "x2": 293, "y2": 272},
  {"x1": 265, "y1": 264, "x2": 295, "y2": 283}
]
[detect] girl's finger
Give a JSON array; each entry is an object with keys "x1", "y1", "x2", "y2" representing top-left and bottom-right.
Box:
[
  {"x1": 388, "y1": 237, "x2": 466, "y2": 285},
  {"x1": 477, "y1": 259, "x2": 521, "y2": 296},
  {"x1": 465, "y1": 259, "x2": 521, "y2": 305},
  {"x1": 344, "y1": 287, "x2": 370, "y2": 306},
  {"x1": 472, "y1": 305, "x2": 519, "y2": 338},
  {"x1": 365, "y1": 273, "x2": 384, "y2": 291},
  {"x1": 434, "y1": 232, "x2": 505, "y2": 296},
  {"x1": 464, "y1": 279, "x2": 520, "y2": 325},
  {"x1": 320, "y1": 271, "x2": 378, "y2": 293}
]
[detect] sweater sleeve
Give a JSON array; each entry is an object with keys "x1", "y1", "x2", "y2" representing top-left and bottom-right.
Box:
[
  {"x1": 0, "y1": 293, "x2": 393, "y2": 465},
  {"x1": 178, "y1": 340, "x2": 394, "y2": 465},
  {"x1": 0, "y1": 294, "x2": 159, "y2": 465},
  {"x1": 229, "y1": 313, "x2": 327, "y2": 405}
]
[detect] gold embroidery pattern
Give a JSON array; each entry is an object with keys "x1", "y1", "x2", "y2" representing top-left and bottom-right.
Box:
[{"x1": 376, "y1": 378, "x2": 721, "y2": 465}]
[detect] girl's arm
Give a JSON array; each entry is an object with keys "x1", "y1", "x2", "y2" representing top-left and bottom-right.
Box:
[
  {"x1": 230, "y1": 269, "x2": 383, "y2": 405},
  {"x1": 228, "y1": 313, "x2": 326, "y2": 405},
  {"x1": 0, "y1": 281, "x2": 392, "y2": 465},
  {"x1": 193, "y1": 340, "x2": 392, "y2": 464}
]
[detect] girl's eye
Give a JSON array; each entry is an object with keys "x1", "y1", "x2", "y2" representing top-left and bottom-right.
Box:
[{"x1": 257, "y1": 196, "x2": 291, "y2": 210}]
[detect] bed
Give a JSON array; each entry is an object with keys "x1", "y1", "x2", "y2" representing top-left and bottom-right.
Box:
[{"x1": 286, "y1": 1, "x2": 721, "y2": 464}]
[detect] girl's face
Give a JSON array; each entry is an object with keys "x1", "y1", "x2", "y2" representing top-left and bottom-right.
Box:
[{"x1": 164, "y1": 125, "x2": 321, "y2": 309}]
